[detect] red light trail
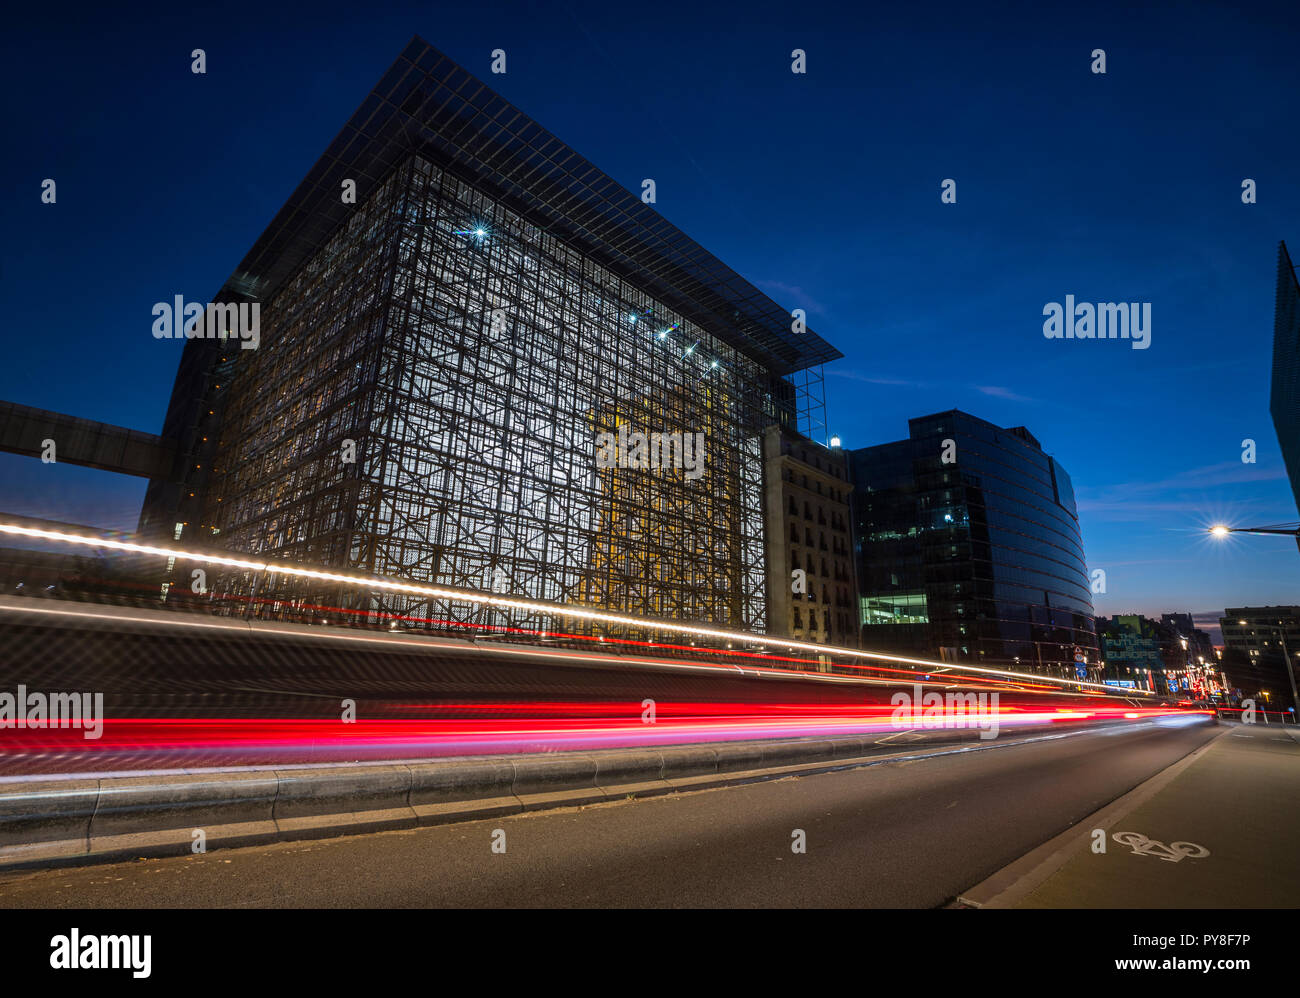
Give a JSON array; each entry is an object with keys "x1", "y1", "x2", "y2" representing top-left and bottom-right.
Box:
[{"x1": 0, "y1": 703, "x2": 1209, "y2": 778}]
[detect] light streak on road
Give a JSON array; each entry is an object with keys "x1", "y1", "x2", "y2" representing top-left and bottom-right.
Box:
[{"x1": 0, "y1": 704, "x2": 1209, "y2": 778}]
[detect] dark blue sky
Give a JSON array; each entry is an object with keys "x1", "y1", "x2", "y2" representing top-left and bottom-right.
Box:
[{"x1": 2, "y1": 0, "x2": 1297, "y2": 635}]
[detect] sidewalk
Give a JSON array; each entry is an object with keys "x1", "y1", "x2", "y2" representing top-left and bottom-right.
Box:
[{"x1": 961, "y1": 721, "x2": 1300, "y2": 908}]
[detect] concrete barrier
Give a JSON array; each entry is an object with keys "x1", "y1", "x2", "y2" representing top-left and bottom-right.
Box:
[
  {"x1": 273, "y1": 764, "x2": 416, "y2": 839},
  {"x1": 0, "y1": 778, "x2": 99, "y2": 865},
  {"x1": 592, "y1": 750, "x2": 673, "y2": 798},
  {"x1": 659, "y1": 746, "x2": 719, "y2": 789},
  {"x1": 90, "y1": 771, "x2": 278, "y2": 857},
  {"x1": 408, "y1": 759, "x2": 519, "y2": 826},
  {"x1": 512, "y1": 755, "x2": 604, "y2": 810},
  {"x1": 760, "y1": 739, "x2": 836, "y2": 768},
  {"x1": 829, "y1": 736, "x2": 868, "y2": 759},
  {"x1": 714, "y1": 742, "x2": 765, "y2": 774}
]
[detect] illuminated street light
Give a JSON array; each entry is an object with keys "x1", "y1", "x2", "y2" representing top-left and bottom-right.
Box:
[
  {"x1": 1208, "y1": 522, "x2": 1300, "y2": 539},
  {"x1": 1206, "y1": 523, "x2": 1300, "y2": 720}
]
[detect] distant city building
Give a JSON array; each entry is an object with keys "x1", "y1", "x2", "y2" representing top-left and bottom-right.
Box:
[
  {"x1": 1097, "y1": 612, "x2": 1223, "y2": 696},
  {"x1": 762, "y1": 426, "x2": 857, "y2": 653},
  {"x1": 1220, "y1": 606, "x2": 1300, "y2": 707},
  {"x1": 847, "y1": 410, "x2": 1097, "y2": 678},
  {"x1": 1098, "y1": 615, "x2": 1165, "y2": 691},
  {"x1": 1159, "y1": 612, "x2": 1220, "y2": 693},
  {"x1": 1270, "y1": 240, "x2": 1300, "y2": 522}
]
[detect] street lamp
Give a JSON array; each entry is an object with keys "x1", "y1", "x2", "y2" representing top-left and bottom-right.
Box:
[
  {"x1": 1209, "y1": 522, "x2": 1300, "y2": 541},
  {"x1": 1208, "y1": 523, "x2": 1300, "y2": 720}
]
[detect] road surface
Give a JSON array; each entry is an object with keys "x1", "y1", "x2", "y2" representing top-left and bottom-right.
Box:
[{"x1": 0, "y1": 717, "x2": 1219, "y2": 907}]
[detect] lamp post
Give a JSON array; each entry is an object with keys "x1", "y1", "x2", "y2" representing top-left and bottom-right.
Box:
[
  {"x1": 1208, "y1": 524, "x2": 1300, "y2": 720},
  {"x1": 1209, "y1": 522, "x2": 1300, "y2": 549}
]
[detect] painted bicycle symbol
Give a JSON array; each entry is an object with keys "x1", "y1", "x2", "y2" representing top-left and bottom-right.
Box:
[{"x1": 1112, "y1": 831, "x2": 1210, "y2": 863}]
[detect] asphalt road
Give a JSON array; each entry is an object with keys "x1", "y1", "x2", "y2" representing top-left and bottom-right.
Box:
[{"x1": 0, "y1": 718, "x2": 1220, "y2": 908}]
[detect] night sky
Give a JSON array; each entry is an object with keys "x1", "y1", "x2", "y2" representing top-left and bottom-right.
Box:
[{"x1": 3, "y1": 0, "x2": 1297, "y2": 638}]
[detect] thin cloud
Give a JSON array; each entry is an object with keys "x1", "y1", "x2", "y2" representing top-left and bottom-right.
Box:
[
  {"x1": 827, "y1": 369, "x2": 930, "y2": 388},
  {"x1": 973, "y1": 385, "x2": 1034, "y2": 402},
  {"x1": 1075, "y1": 498, "x2": 1273, "y2": 520},
  {"x1": 827, "y1": 372, "x2": 1037, "y2": 399},
  {"x1": 1086, "y1": 462, "x2": 1288, "y2": 497},
  {"x1": 752, "y1": 279, "x2": 828, "y2": 316}
]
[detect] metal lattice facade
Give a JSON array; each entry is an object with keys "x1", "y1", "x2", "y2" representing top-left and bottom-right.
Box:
[{"x1": 205, "y1": 155, "x2": 785, "y2": 634}]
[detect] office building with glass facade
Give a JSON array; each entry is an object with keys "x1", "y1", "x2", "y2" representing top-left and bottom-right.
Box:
[{"x1": 848, "y1": 410, "x2": 1098, "y2": 677}]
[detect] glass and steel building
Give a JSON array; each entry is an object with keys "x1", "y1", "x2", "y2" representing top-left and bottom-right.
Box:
[
  {"x1": 141, "y1": 37, "x2": 842, "y2": 638},
  {"x1": 848, "y1": 410, "x2": 1097, "y2": 677}
]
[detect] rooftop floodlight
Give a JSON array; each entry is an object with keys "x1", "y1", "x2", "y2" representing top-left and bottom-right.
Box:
[{"x1": 829, "y1": 435, "x2": 842, "y2": 448}]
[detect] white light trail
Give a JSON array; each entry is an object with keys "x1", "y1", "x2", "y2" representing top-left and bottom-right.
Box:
[{"x1": 0, "y1": 521, "x2": 1149, "y2": 696}]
